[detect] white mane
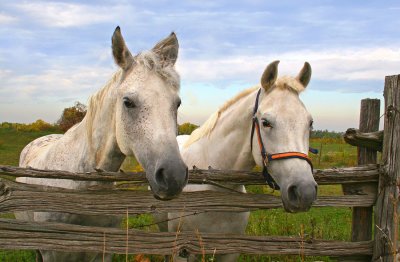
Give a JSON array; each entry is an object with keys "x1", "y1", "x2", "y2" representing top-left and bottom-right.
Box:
[{"x1": 183, "y1": 76, "x2": 306, "y2": 148}]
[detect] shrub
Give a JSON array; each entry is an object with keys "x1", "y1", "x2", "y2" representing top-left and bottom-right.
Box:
[
  {"x1": 0, "y1": 120, "x2": 58, "y2": 132},
  {"x1": 57, "y1": 102, "x2": 87, "y2": 132},
  {"x1": 178, "y1": 122, "x2": 199, "y2": 135}
]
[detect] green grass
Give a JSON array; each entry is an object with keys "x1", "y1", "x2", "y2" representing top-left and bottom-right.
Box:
[
  {"x1": 0, "y1": 132, "x2": 367, "y2": 261},
  {"x1": 0, "y1": 129, "x2": 62, "y2": 262},
  {"x1": 0, "y1": 129, "x2": 61, "y2": 166}
]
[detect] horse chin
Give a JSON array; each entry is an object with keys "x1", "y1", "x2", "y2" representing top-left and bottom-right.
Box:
[
  {"x1": 148, "y1": 182, "x2": 184, "y2": 201},
  {"x1": 153, "y1": 193, "x2": 179, "y2": 201},
  {"x1": 282, "y1": 199, "x2": 313, "y2": 213}
]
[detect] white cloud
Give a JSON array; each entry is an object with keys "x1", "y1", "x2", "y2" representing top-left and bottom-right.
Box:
[
  {"x1": 15, "y1": 2, "x2": 123, "y2": 27},
  {"x1": 177, "y1": 47, "x2": 400, "y2": 85},
  {"x1": 0, "y1": 13, "x2": 17, "y2": 24},
  {"x1": 0, "y1": 65, "x2": 115, "y2": 103}
]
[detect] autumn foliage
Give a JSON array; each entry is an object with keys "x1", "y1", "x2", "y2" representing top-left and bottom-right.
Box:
[
  {"x1": 178, "y1": 122, "x2": 199, "y2": 135},
  {"x1": 57, "y1": 102, "x2": 87, "y2": 132}
]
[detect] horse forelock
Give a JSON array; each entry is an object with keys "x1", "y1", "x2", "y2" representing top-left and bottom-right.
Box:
[
  {"x1": 135, "y1": 51, "x2": 180, "y2": 91},
  {"x1": 274, "y1": 76, "x2": 305, "y2": 94}
]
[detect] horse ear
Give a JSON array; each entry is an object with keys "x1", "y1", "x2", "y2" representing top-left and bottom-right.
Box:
[
  {"x1": 261, "y1": 60, "x2": 280, "y2": 91},
  {"x1": 152, "y1": 32, "x2": 179, "y2": 67},
  {"x1": 297, "y1": 62, "x2": 312, "y2": 88},
  {"x1": 112, "y1": 26, "x2": 134, "y2": 71}
]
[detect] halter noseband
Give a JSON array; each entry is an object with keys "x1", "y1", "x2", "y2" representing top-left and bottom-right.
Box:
[{"x1": 250, "y1": 88, "x2": 317, "y2": 190}]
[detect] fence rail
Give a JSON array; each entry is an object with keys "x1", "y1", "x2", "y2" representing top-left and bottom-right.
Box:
[
  {"x1": 0, "y1": 164, "x2": 380, "y2": 185},
  {"x1": 0, "y1": 178, "x2": 376, "y2": 215},
  {"x1": 0, "y1": 218, "x2": 373, "y2": 256}
]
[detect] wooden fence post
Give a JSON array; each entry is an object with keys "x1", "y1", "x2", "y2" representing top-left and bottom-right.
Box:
[
  {"x1": 373, "y1": 75, "x2": 400, "y2": 261},
  {"x1": 342, "y1": 98, "x2": 380, "y2": 261}
]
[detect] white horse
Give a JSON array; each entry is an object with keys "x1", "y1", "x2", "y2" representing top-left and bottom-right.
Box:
[
  {"x1": 164, "y1": 60, "x2": 317, "y2": 261},
  {"x1": 15, "y1": 27, "x2": 188, "y2": 262}
]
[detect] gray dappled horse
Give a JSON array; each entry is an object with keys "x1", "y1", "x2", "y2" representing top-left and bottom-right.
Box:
[{"x1": 16, "y1": 27, "x2": 188, "y2": 262}]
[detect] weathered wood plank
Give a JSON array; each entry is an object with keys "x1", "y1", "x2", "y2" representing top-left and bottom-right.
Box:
[
  {"x1": 0, "y1": 218, "x2": 373, "y2": 256},
  {"x1": 0, "y1": 179, "x2": 376, "y2": 215},
  {"x1": 0, "y1": 164, "x2": 380, "y2": 185},
  {"x1": 342, "y1": 99, "x2": 380, "y2": 262},
  {"x1": 344, "y1": 128, "x2": 383, "y2": 152},
  {"x1": 373, "y1": 75, "x2": 400, "y2": 261}
]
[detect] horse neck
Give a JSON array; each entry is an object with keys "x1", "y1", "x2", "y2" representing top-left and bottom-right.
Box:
[
  {"x1": 72, "y1": 83, "x2": 125, "y2": 172},
  {"x1": 183, "y1": 89, "x2": 258, "y2": 171}
]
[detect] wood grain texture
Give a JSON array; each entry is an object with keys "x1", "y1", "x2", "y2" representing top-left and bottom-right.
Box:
[
  {"x1": 0, "y1": 164, "x2": 380, "y2": 185},
  {"x1": 373, "y1": 75, "x2": 400, "y2": 261},
  {"x1": 341, "y1": 99, "x2": 380, "y2": 261},
  {"x1": 0, "y1": 218, "x2": 373, "y2": 256},
  {"x1": 344, "y1": 128, "x2": 383, "y2": 152},
  {"x1": 0, "y1": 178, "x2": 376, "y2": 215}
]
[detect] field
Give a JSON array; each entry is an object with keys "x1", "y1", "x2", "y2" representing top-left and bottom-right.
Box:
[{"x1": 0, "y1": 129, "x2": 361, "y2": 262}]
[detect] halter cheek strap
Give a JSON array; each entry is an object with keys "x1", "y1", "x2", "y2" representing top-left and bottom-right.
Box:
[{"x1": 250, "y1": 88, "x2": 317, "y2": 190}]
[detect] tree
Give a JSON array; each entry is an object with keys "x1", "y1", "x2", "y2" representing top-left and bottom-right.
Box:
[
  {"x1": 57, "y1": 102, "x2": 87, "y2": 132},
  {"x1": 178, "y1": 122, "x2": 199, "y2": 135}
]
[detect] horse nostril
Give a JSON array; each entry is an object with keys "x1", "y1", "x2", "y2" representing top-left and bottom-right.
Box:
[
  {"x1": 155, "y1": 168, "x2": 167, "y2": 188},
  {"x1": 288, "y1": 185, "x2": 299, "y2": 203}
]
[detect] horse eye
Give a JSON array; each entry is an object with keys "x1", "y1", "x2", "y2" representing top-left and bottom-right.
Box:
[
  {"x1": 310, "y1": 120, "x2": 314, "y2": 129},
  {"x1": 262, "y1": 119, "x2": 273, "y2": 128},
  {"x1": 177, "y1": 99, "x2": 181, "y2": 109},
  {"x1": 123, "y1": 97, "x2": 136, "y2": 108}
]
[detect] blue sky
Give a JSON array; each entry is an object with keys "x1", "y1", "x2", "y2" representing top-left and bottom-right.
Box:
[{"x1": 1, "y1": 1, "x2": 400, "y2": 131}]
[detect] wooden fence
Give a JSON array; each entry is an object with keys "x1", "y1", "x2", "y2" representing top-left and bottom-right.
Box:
[{"x1": 1, "y1": 75, "x2": 399, "y2": 261}]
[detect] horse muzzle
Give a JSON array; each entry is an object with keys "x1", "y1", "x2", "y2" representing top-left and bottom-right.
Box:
[
  {"x1": 148, "y1": 158, "x2": 188, "y2": 200},
  {"x1": 281, "y1": 180, "x2": 318, "y2": 213}
]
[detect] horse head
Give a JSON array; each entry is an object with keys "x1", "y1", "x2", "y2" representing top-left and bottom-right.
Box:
[
  {"x1": 112, "y1": 27, "x2": 188, "y2": 200},
  {"x1": 252, "y1": 60, "x2": 317, "y2": 212}
]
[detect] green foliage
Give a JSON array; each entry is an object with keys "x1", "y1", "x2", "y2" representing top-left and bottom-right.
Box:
[
  {"x1": 0, "y1": 129, "x2": 61, "y2": 166},
  {"x1": 178, "y1": 122, "x2": 199, "y2": 135},
  {"x1": 309, "y1": 138, "x2": 358, "y2": 169},
  {"x1": 57, "y1": 101, "x2": 87, "y2": 132},
  {"x1": 311, "y1": 129, "x2": 343, "y2": 139},
  {"x1": 0, "y1": 251, "x2": 36, "y2": 262},
  {"x1": 0, "y1": 120, "x2": 60, "y2": 133}
]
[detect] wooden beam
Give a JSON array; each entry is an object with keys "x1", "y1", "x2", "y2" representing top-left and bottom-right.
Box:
[
  {"x1": 0, "y1": 218, "x2": 373, "y2": 256},
  {"x1": 373, "y1": 75, "x2": 400, "y2": 261},
  {"x1": 344, "y1": 128, "x2": 383, "y2": 152},
  {"x1": 342, "y1": 98, "x2": 380, "y2": 262},
  {"x1": 0, "y1": 164, "x2": 380, "y2": 185},
  {"x1": 0, "y1": 179, "x2": 376, "y2": 215}
]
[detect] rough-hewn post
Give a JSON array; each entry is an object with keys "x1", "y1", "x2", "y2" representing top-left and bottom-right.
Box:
[
  {"x1": 341, "y1": 99, "x2": 380, "y2": 262},
  {"x1": 373, "y1": 75, "x2": 400, "y2": 261},
  {"x1": 354, "y1": 99, "x2": 380, "y2": 240}
]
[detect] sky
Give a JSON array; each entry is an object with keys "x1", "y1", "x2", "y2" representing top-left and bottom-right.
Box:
[{"x1": 1, "y1": 1, "x2": 400, "y2": 131}]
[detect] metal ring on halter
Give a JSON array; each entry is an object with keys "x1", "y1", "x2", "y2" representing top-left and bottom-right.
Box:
[{"x1": 263, "y1": 157, "x2": 269, "y2": 167}]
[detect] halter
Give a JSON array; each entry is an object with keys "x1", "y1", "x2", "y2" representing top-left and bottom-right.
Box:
[{"x1": 250, "y1": 88, "x2": 317, "y2": 190}]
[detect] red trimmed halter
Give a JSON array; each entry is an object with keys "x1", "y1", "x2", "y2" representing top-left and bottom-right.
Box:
[{"x1": 250, "y1": 88, "x2": 317, "y2": 190}]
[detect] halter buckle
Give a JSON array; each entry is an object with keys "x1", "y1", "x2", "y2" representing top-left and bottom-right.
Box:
[{"x1": 263, "y1": 157, "x2": 269, "y2": 167}]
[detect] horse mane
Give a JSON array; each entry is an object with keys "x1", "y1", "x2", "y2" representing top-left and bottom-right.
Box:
[
  {"x1": 183, "y1": 86, "x2": 258, "y2": 148},
  {"x1": 183, "y1": 76, "x2": 306, "y2": 148}
]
